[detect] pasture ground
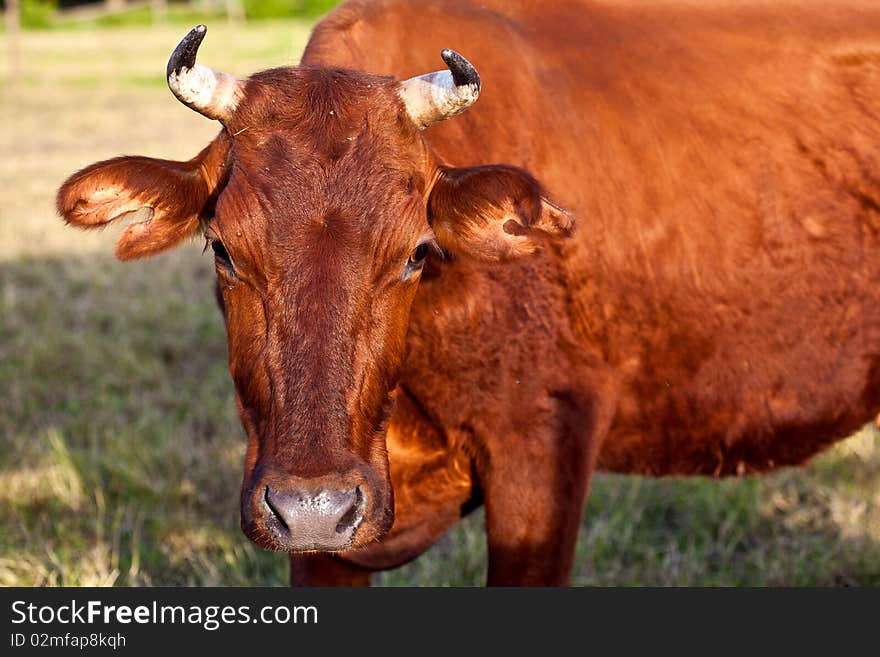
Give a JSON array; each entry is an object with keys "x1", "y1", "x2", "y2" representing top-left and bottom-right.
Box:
[{"x1": 1, "y1": 21, "x2": 878, "y2": 586}]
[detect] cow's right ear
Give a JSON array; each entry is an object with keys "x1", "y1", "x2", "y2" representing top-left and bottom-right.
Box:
[
  {"x1": 56, "y1": 133, "x2": 230, "y2": 261},
  {"x1": 426, "y1": 164, "x2": 573, "y2": 262}
]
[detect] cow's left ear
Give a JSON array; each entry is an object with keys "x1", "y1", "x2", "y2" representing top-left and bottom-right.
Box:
[{"x1": 427, "y1": 164, "x2": 573, "y2": 262}]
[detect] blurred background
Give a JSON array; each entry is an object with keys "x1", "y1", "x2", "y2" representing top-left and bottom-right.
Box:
[{"x1": 1, "y1": 0, "x2": 879, "y2": 586}]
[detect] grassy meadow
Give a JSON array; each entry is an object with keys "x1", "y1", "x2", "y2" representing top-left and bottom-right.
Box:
[{"x1": 1, "y1": 21, "x2": 879, "y2": 587}]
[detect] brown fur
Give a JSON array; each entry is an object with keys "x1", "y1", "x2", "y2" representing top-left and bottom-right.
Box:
[
  {"x1": 57, "y1": 0, "x2": 880, "y2": 585},
  {"x1": 57, "y1": 135, "x2": 230, "y2": 260}
]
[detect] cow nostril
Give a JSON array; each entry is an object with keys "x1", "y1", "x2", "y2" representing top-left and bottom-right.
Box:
[
  {"x1": 335, "y1": 486, "x2": 363, "y2": 534},
  {"x1": 264, "y1": 485, "x2": 289, "y2": 532}
]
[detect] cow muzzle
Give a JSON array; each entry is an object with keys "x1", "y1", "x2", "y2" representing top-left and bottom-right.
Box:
[{"x1": 242, "y1": 469, "x2": 388, "y2": 552}]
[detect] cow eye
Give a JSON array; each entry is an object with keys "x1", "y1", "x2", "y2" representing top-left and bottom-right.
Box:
[
  {"x1": 211, "y1": 239, "x2": 235, "y2": 274},
  {"x1": 402, "y1": 240, "x2": 437, "y2": 281},
  {"x1": 408, "y1": 243, "x2": 430, "y2": 268}
]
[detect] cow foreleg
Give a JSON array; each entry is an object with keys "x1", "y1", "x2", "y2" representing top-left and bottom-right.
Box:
[
  {"x1": 482, "y1": 381, "x2": 616, "y2": 586},
  {"x1": 288, "y1": 553, "x2": 372, "y2": 587}
]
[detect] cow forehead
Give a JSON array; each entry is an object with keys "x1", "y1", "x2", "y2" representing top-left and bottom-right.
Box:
[
  {"x1": 213, "y1": 145, "x2": 429, "y2": 278},
  {"x1": 231, "y1": 66, "x2": 411, "y2": 139},
  {"x1": 219, "y1": 133, "x2": 426, "y2": 227},
  {"x1": 210, "y1": 66, "x2": 431, "y2": 269},
  {"x1": 223, "y1": 69, "x2": 428, "y2": 208}
]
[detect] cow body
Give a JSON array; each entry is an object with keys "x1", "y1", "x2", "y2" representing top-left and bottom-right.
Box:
[
  {"x1": 57, "y1": 0, "x2": 880, "y2": 585},
  {"x1": 300, "y1": 0, "x2": 880, "y2": 581}
]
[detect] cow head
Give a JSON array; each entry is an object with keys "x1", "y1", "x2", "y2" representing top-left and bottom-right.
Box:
[{"x1": 57, "y1": 26, "x2": 571, "y2": 553}]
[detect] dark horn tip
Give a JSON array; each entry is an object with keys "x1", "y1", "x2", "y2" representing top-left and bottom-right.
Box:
[
  {"x1": 440, "y1": 49, "x2": 481, "y2": 90},
  {"x1": 166, "y1": 24, "x2": 209, "y2": 79}
]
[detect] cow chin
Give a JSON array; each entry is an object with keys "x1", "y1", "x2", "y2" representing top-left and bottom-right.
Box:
[{"x1": 239, "y1": 455, "x2": 394, "y2": 554}]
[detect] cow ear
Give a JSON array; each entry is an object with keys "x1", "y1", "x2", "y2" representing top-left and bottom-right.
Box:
[
  {"x1": 56, "y1": 133, "x2": 230, "y2": 261},
  {"x1": 427, "y1": 165, "x2": 573, "y2": 262}
]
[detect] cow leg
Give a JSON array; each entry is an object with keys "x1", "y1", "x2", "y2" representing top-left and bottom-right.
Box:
[
  {"x1": 289, "y1": 553, "x2": 372, "y2": 587},
  {"x1": 482, "y1": 383, "x2": 616, "y2": 586}
]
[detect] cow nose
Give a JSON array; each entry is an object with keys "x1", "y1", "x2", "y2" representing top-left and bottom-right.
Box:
[{"x1": 262, "y1": 485, "x2": 364, "y2": 551}]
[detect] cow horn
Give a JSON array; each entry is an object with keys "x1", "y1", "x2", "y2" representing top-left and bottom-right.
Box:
[
  {"x1": 400, "y1": 49, "x2": 481, "y2": 129},
  {"x1": 166, "y1": 25, "x2": 243, "y2": 122}
]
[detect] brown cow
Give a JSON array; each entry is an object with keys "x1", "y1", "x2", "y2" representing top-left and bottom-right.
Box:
[{"x1": 57, "y1": 0, "x2": 880, "y2": 585}]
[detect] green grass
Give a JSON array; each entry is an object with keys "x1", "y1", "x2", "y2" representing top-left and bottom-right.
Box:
[
  {"x1": 1, "y1": 21, "x2": 879, "y2": 587},
  {"x1": 12, "y1": 1, "x2": 342, "y2": 31}
]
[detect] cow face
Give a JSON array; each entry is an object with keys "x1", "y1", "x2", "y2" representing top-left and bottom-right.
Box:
[{"x1": 56, "y1": 26, "x2": 572, "y2": 553}]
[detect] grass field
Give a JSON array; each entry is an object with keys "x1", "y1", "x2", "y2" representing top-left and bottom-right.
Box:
[{"x1": 1, "y1": 20, "x2": 879, "y2": 587}]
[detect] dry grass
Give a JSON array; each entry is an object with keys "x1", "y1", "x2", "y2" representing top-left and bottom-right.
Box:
[{"x1": 1, "y1": 22, "x2": 878, "y2": 587}]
